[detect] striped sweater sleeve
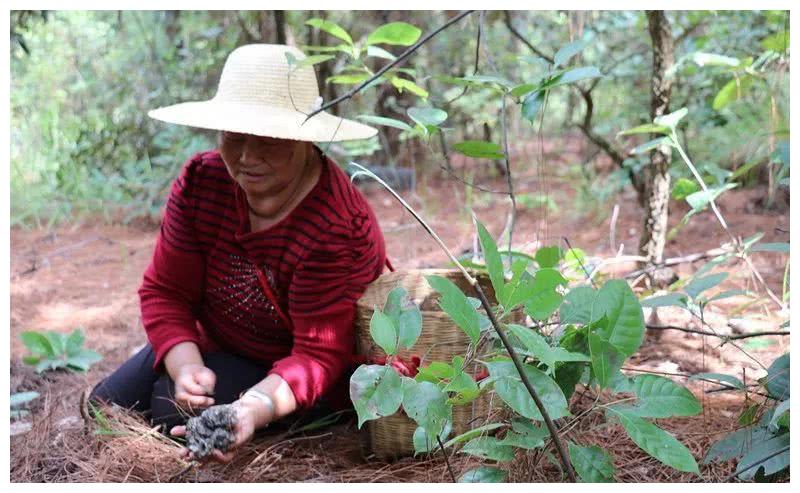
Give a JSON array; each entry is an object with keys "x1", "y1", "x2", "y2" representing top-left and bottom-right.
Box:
[
  {"x1": 139, "y1": 155, "x2": 207, "y2": 371},
  {"x1": 268, "y1": 210, "x2": 385, "y2": 409}
]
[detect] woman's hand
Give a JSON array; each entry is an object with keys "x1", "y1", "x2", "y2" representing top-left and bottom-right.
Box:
[
  {"x1": 173, "y1": 363, "x2": 216, "y2": 410},
  {"x1": 169, "y1": 399, "x2": 260, "y2": 463}
]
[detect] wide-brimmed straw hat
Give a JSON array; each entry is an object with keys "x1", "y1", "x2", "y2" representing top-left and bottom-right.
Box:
[{"x1": 148, "y1": 44, "x2": 377, "y2": 142}]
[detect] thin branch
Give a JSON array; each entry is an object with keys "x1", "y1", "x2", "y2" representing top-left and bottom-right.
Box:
[
  {"x1": 646, "y1": 324, "x2": 789, "y2": 341},
  {"x1": 305, "y1": 10, "x2": 475, "y2": 122},
  {"x1": 444, "y1": 14, "x2": 482, "y2": 105},
  {"x1": 503, "y1": 11, "x2": 553, "y2": 63},
  {"x1": 436, "y1": 434, "x2": 457, "y2": 482},
  {"x1": 438, "y1": 165, "x2": 509, "y2": 194}
]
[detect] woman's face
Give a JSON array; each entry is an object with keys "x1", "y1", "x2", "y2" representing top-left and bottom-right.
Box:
[{"x1": 219, "y1": 131, "x2": 308, "y2": 197}]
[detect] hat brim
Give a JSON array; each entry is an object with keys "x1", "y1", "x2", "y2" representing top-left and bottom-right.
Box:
[{"x1": 148, "y1": 100, "x2": 377, "y2": 143}]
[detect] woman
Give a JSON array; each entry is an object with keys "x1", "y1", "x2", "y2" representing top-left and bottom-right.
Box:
[{"x1": 89, "y1": 44, "x2": 386, "y2": 462}]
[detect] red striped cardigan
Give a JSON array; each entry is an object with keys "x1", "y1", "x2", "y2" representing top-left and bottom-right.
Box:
[{"x1": 139, "y1": 149, "x2": 386, "y2": 409}]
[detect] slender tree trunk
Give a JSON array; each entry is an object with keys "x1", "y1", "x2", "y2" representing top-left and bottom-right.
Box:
[
  {"x1": 639, "y1": 11, "x2": 674, "y2": 271},
  {"x1": 274, "y1": 11, "x2": 287, "y2": 44}
]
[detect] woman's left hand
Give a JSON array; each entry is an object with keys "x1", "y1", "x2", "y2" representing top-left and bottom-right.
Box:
[{"x1": 169, "y1": 399, "x2": 261, "y2": 463}]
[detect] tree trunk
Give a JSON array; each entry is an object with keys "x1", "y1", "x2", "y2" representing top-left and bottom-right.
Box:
[
  {"x1": 639, "y1": 11, "x2": 675, "y2": 270},
  {"x1": 274, "y1": 11, "x2": 287, "y2": 44}
]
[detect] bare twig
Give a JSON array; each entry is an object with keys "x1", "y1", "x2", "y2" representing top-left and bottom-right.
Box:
[
  {"x1": 646, "y1": 324, "x2": 789, "y2": 341},
  {"x1": 305, "y1": 10, "x2": 475, "y2": 122}
]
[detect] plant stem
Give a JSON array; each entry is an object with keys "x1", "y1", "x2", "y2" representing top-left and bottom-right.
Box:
[
  {"x1": 472, "y1": 284, "x2": 577, "y2": 482},
  {"x1": 437, "y1": 434, "x2": 457, "y2": 482}
]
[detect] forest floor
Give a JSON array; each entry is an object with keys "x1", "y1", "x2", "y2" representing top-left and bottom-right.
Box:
[{"x1": 10, "y1": 138, "x2": 790, "y2": 482}]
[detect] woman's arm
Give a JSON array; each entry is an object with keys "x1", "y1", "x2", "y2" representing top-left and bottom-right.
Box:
[{"x1": 237, "y1": 373, "x2": 297, "y2": 427}]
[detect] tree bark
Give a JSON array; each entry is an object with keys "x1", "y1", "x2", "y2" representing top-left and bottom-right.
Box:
[
  {"x1": 639, "y1": 11, "x2": 675, "y2": 269},
  {"x1": 274, "y1": 11, "x2": 287, "y2": 44}
]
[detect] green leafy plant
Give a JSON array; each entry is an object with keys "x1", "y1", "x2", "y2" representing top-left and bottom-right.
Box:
[
  {"x1": 20, "y1": 328, "x2": 103, "y2": 373},
  {"x1": 703, "y1": 352, "x2": 789, "y2": 481},
  {"x1": 350, "y1": 217, "x2": 703, "y2": 482}
]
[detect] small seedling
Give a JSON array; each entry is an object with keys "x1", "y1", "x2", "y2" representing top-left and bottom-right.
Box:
[{"x1": 20, "y1": 328, "x2": 103, "y2": 373}]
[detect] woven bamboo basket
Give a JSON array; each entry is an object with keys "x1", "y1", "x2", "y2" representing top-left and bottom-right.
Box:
[{"x1": 355, "y1": 268, "x2": 516, "y2": 459}]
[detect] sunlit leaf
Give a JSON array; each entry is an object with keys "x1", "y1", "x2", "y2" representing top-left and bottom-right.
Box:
[
  {"x1": 305, "y1": 18, "x2": 353, "y2": 46},
  {"x1": 366, "y1": 22, "x2": 421, "y2": 47}
]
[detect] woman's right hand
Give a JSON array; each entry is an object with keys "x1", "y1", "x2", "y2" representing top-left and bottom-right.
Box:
[{"x1": 173, "y1": 363, "x2": 216, "y2": 410}]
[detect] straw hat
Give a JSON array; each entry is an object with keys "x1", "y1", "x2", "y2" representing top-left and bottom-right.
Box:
[{"x1": 148, "y1": 44, "x2": 377, "y2": 142}]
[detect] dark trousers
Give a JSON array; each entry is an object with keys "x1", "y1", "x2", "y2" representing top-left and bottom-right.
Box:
[{"x1": 89, "y1": 343, "x2": 334, "y2": 431}]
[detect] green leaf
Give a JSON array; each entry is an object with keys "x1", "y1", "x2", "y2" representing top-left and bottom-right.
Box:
[
  {"x1": 381, "y1": 286, "x2": 422, "y2": 350},
  {"x1": 459, "y1": 74, "x2": 515, "y2": 89},
  {"x1": 475, "y1": 219, "x2": 505, "y2": 298},
  {"x1": 706, "y1": 289, "x2": 749, "y2": 303},
  {"x1": 765, "y1": 353, "x2": 789, "y2": 400},
  {"x1": 461, "y1": 436, "x2": 516, "y2": 462},
  {"x1": 769, "y1": 400, "x2": 790, "y2": 429},
  {"x1": 416, "y1": 361, "x2": 455, "y2": 383},
  {"x1": 508, "y1": 324, "x2": 589, "y2": 374},
  {"x1": 588, "y1": 331, "x2": 624, "y2": 389},
  {"x1": 486, "y1": 359, "x2": 570, "y2": 421},
  {"x1": 66, "y1": 349, "x2": 102, "y2": 372},
  {"x1": 617, "y1": 123, "x2": 670, "y2": 137},
  {"x1": 685, "y1": 184, "x2": 737, "y2": 212},
  {"x1": 10, "y1": 391, "x2": 39, "y2": 408},
  {"x1": 704, "y1": 424, "x2": 770, "y2": 464},
  {"x1": 535, "y1": 246, "x2": 562, "y2": 268},
  {"x1": 407, "y1": 106, "x2": 447, "y2": 128},
  {"x1": 560, "y1": 286, "x2": 596, "y2": 324},
  {"x1": 498, "y1": 259, "x2": 535, "y2": 311},
  {"x1": 523, "y1": 268, "x2": 567, "y2": 321},
  {"x1": 713, "y1": 76, "x2": 754, "y2": 111},
  {"x1": 452, "y1": 140, "x2": 505, "y2": 160},
  {"x1": 292, "y1": 54, "x2": 336, "y2": 69},
  {"x1": 621, "y1": 375, "x2": 701, "y2": 418},
  {"x1": 349, "y1": 365, "x2": 403, "y2": 427},
  {"x1": 630, "y1": 137, "x2": 673, "y2": 155},
  {"x1": 369, "y1": 308, "x2": 398, "y2": 355},
  {"x1": 510, "y1": 83, "x2": 537, "y2": 98},
  {"x1": 762, "y1": 32, "x2": 789, "y2": 52},
  {"x1": 365, "y1": 45, "x2": 396, "y2": 60},
  {"x1": 690, "y1": 52, "x2": 740, "y2": 67},
  {"x1": 609, "y1": 407, "x2": 700, "y2": 473},
  {"x1": 305, "y1": 18, "x2": 354, "y2": 46},
  {"x1": 549, "y1": 66, "x2": 603, "y2": 87},
  {"x1": 751, "y1": 242, "x2": 790, "y2": 253},
  {"x1": 502, "y1": 419, "x2": 548, "y2": 449},
  {"x1": 590, "y1": 280, "x2": 645, "y2": 356},
  {"x1": 366, "y1": 22, "x2": 421, "y2": 47},
  {"x1": 356, "y1": 114, "x2": 412, "y2": 132},
  {"x1": 44, "y1": 331, "x2": 67, "y2": 356},
  {"x1": 689, "y1": 372, "x2": 744, "y2": 390},
  {"x1": 65, "y1": 329, "x2": 85, "y2": 356},
  {"x1": 640, "y1": 293, "x2": 688, "y2": 308},
  {"x1": 653, "y1": 107, "x2": 688, "y2": 131},
  {"x1": 671, "y1": 177, "x2": 700, "y2": 200},
  {"x1": 684, "y1": 272, "x2": 728, "y2": 300},
  {"x1": 458, "y1": 466, "x2": 508, "y2": 482},
  {"x1": 20, "y1": 331, "x2": 56, "y2": 358},
  {"x1": 412, "y1": 421, "x2": 452, "y2": 455},
  {"x1": 735, "y1": 432, "x2": 790, "y2": 479},
  {"x1": 521, "y1": 90, "x2": 545, "y2": 124},
  {"x1": 443, "y1": 423, "x2": 505, "y2": 448},
  {"x1": 426, "y1": 275, "x2": 481, "y2": 344},
  {"x1": 554, "y1": 40, "x2": 587, "y2": 68},
  {"x1": 302, "y1": 44, "x2": 352, "y2": 55},
  {"x1": 327, "y1": 72, "x2": 371, "y2": 85},
  {"x1": 402, "y1": 379, "x2": 452, "y2": 438},
  {"x1": 569, "y1": 443, "x2": 615, "y2": 482},
  {"x1": 391, "y1": 76, "x2": 428, "y2": 98}
]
